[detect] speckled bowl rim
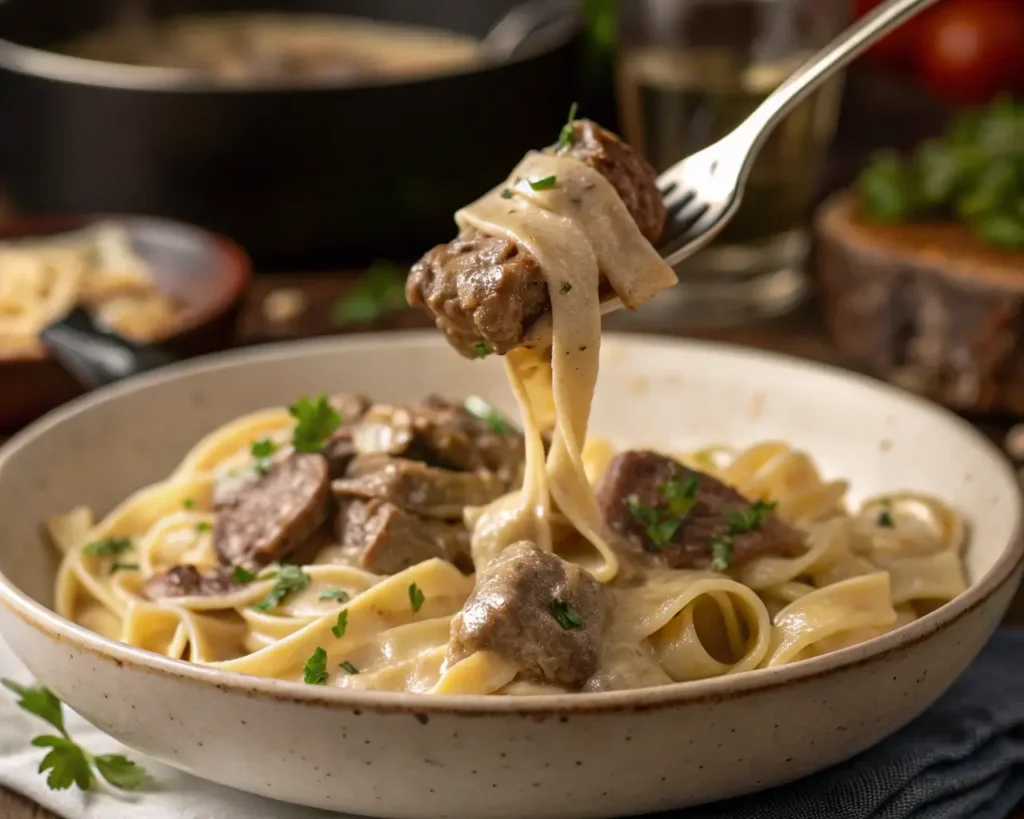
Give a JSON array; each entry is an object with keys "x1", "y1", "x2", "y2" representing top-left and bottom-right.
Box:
[{"x1": 0, "y1": 332, "x2": 1021, "y2": 715}]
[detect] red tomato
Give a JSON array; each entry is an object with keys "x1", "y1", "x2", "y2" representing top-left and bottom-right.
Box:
[
  {"x1": 853, "y1": 0, "x2": 935, "y2": 68},
  {"x1": 915, "y1": 0, "x2": 1024, "y2": 105}
]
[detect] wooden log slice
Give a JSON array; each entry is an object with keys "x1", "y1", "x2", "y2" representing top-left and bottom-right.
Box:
[{"x1": 815, "y1": 190, "x2": 1024, "y2": 415}]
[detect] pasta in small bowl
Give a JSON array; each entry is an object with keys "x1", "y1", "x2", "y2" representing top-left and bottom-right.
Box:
[{"x1": 0, "y1": 333, "x2": 1018, "y2": 818}]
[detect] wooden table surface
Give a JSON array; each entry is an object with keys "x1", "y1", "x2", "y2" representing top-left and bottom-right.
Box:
[{"x1": 2, "y1": 274, "x2": 1022, "y2": 818}]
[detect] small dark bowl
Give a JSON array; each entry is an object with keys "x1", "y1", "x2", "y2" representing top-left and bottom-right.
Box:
[{"x1": 0, "y1": 214, "x2": 251, "y2": 431}]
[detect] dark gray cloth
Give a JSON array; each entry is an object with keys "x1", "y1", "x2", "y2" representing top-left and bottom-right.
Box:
[{"x1": 657, "y1": 629, "x2": 1024, "y2": 819}]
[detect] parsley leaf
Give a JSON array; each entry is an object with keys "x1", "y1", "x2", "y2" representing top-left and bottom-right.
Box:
[
  {"x1": 2, "y1": 680, "x2": 65, "y2": 734},
  {"x1": 559, "y1": 280, "x2": 572, "y2": 294},
  {"x1": 303, "y1": 647, "x2": 329, "y2": 685},
  {"x1": 463, "y1": 395, "x2": 515, "y2": 437},
  {"x1": 331, "y1": 609, "x2": 348, "y2": 639},
  {"x1": 709, "y1": 537, "x2": 733, "y2": 572},
  {"x1": 82, "y1": 537, "x2": 132, "y2": 557},
  {"x1": 339, "y1": 661, "x2": 359, "y2": 675},
  {"x1": 555, "y1": 102, "x2": 579, "y2": 151},
  {"x1": 195, "y1": 521, "x2": 212, "y2": 533},
  {"x1": 4, "y1": 681, "x2": 147, "y2": 792},
  {"x1": 331, "y1": 261, "x2": 409, "y2": 326},
  {"x1": 550, "y1": 598, "x2": 583, "y2": 629},
  {"x1": 500, "y1": 188, "x2": 513, "y2": 199},
  {"x1": 32, "y1": 736, "x2": 93, "y2": 791},
  {"x1": 473, "y1": 341, "x2": 493, "y2": 359},
  {"x1": 877, "y1": 509, "x2": 895, "y2": 528},
  {"x1": 289, "y1": 395, "x2": 342, "y2": 453},
  {"x1": 409, "y1": 583, "x2": 425, "y2": 614},
  {"x1": 319, "y1": 587, "x2": 350, "y2": 602},
  {"x1": 183, "y1": 498, "x2": 195, "y2": 510},
  {"x1": 93, "y1": 754, "x2": 148, "y2": 790},
  {"x1": 109, "y1": 562, "x2": 139, "y2": 575},
  {"x1": 529, "y1": 175, "x2": 557, "y2": 191},
  {"x1": 253, "y1": 565, "x2": 310, "y2": 612},
  {"x1": 725, "y1": 500, "x2": 777, "y2": 534},
  {"x1": 233, "y1": 566, "x2": 256, "y2": 584},
  {"x1": 625, "y1": 472, "x2": 701, "y2": 549},
  {"x1": 250, "y1": 439, "x2": 276, "y2": 459}
]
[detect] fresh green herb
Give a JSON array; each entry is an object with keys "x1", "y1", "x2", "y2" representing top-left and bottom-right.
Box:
[
  {"x1": 339, "y1": 661, "x2": 359, "y2": 675},
  {"x1": 500, "y1": 188, "x2": 514, "y2": 199},
  {"x1": 529, "y1": 175, "x2": 557, "y2": 191},
  {"x1": 409, "y1": 583, "x2": 425, "y2": 613},
  {"x1": 254, "y1": 565, "x2": 310, "y2": 612},
  {"x1": 550, "y1": 598, "x2": 583, "y2": 629},
  {"x1": 250, "y1": 439, "x2": 276, "y2": 459},
  {"x1": 258, "y1": 570, "x2": 279, "y2": 581},
  {"x1": 473, "y1": 341, "x2": 493, "y2": 359},
  {"x1": 559, "y1": 280, "x2": 572, "y2": 294},
  {"x1": 233, "y1": 566, "x2": 256, "y2": 584},
  {"x1": 726, "y1": 500, "x2": 778, "y2": 535},
  {"x1": 82, "y1": 537, "x2": 132, "y2": 557},
  {"x1": 319, "y1": 587, "x2": 350, "y2": 602},
  {"x1": 109, "y1": 562, "x2": 139, "y2": 575},
  {"x1": 2, "y1": 680, "x2": 147, "y2": 792},
  {"x1": 195, "y1": 521, "x2": 212, "y2": 533},
  {"x1": 331, "y1": 610, "x2": 348, "y2": 639},
  {"x1": 463, "y1": 395, "x2": 514, "y2": 437},
  {"x1": 877, "y1": 509, "x2": 895, "y2": 528},
  {"x1": 555, "y1": 102, "x2": 579, "y2": 151},
  {"x1": 183, "y1": 498, "x2": 195, "y2": 510},
  {"x1": 303, "y1": 647, "x2": 329, "y2": 685},
  {"x1": 709, "y1": 537, "x2": 734, "y2": 572},
  {"x1": 859, "y1": 96, "x2": 1024, "y2": 249},
  {"x1": 625, "y1": 473, "x2": 701, "y2": 549},
  {"x1": 289, "y1": 395, "x2": 342, "y2": 453},
  {"x1": 331, "y1": 260, "x2": 410, "y2": 326}
]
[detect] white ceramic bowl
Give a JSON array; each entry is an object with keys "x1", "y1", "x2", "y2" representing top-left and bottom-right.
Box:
[{"x1": 0, "y1": 334, "x2": 1020, "y2": 819}]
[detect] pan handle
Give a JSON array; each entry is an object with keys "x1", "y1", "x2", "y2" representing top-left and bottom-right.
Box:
[{"x1": 40, "y1": 307, "x2": 176, "y2": 389}]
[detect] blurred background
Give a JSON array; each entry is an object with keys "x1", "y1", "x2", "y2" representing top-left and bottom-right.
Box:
[{"x1": 0, "y1": 0, "x2": 1023, "y2": 441}]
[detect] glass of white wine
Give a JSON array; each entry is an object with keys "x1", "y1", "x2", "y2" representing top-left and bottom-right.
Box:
[{"x1": 612, "y1": 0, "x2": 848, "y2": 327}]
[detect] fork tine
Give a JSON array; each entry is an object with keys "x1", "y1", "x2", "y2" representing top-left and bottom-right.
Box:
[
  {"x1": 660, "y1": 203, "x2": 709, "y2": 248},
  {"x1": 663, "y1": 190, "x2": 694, "y2": 219}
]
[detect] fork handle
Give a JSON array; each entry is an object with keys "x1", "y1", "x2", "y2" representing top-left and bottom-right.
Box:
[{"x1": 729, "y1": 0, "x2": 943, "y2": 169}]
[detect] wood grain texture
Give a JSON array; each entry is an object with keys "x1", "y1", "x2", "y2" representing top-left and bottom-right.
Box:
[{"x1": 1, "y1": 274, "x2": 1021, "y2": 818}]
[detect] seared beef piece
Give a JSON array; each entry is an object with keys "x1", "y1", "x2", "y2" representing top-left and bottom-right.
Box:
[
  {"x1": 447, "y1": 541, "x2": 609, "y2": 688},
  {"x1": 141, "y1": 565, "x2": 236, "y2": 600},
  {"x1": 406, "y1": 120, "x2": 666, "y2": 358},
  {"x1": 333, "y1": 454, "x2": 505, "y2": 520},
  {"x1": 214, "y1": 453, "x2": 331, "y2": 567},
  {"x1": 595, "y1": 450, "x2": 804, "y2": 570},
  {"x1": 322, "y1": 393, "x2": 372, "y2": 478},
  {"x1": 336, "y1": 497, "x2": 473, "y2": 575}
]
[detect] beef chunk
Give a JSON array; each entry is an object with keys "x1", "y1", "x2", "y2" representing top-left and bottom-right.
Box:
[
  {"x1": 336, "y1": 497, "x2": 472, "y2": 575},
  {"x1": 214, "y1": 452, "x2": 330, "y2": 567},
  {"x1": 406, "y1": 120, "x2": 666, "y2": 358},
  {"x1": 141, "y1": 565, "x2": 236, "y2": 600},
  {"x1": 322, "y1": 393, "x2": 372, "y2": 478},
  {"x1": 595, "y1": 450, "x2": 804, "y2": 570},
  {"x1": 333, "y1": 455, "x2": 505, "y2": 519},
  {"x1": 447, "y1": 541, "x2": 609, "y2": 687}
]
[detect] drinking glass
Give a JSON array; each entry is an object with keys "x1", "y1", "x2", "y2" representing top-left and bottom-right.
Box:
[{"x1": 612, "y1": 0, "x2": 848, "y2": 327}]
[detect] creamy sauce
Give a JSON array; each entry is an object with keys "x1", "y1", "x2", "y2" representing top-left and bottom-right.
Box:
[{"x1": 60, "y1": 13, "x2": 483, "y2": 85}]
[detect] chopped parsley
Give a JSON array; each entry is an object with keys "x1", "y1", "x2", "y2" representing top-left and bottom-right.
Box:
[
  {"x1": 331, "y1": 610, "x2": 348, "y2": 639},
  {"x1": 555, "y1": 102, "x2": 579, "y2": 151},
  {"x1": 331, "y1": 260, "x2": 410, "y2": 326},
  {"x1": 473, "y1": 341, "x2": 493, "y2": 359},
  {"x1": 2, "y1": 679, "x2": 147, "y2": 791},
  {"x1": 253, "y1": 565, "x2": 310, "y2": 612},
  {"x1": 463, "y1": 395, "x2": 513, "y2": 437},
  {"x1": 559, "y1": 280, "x2": 572, "y2": 294},
  {"x1": 109, "y1": 562, "x2": 139, "y2": 575},
  {"x1": 709, "y1": 538, "x2": 733, "y2": 572},
  {"x1": 82, "y1": 537, "x2": 132, "y2": 557},
  {"x1": 289, "y1": 395, "x2": 342, "y2": 453},
  {"x1": 195, "y1": 521, "x2": 212, "y2": 533},
  {"x1": 339, "y1": 661, "x2": 359, "y2": 675},
  {"x1": 529, "y1": 175, "x2": 557, "y2": 191},
  {"x1": 319, "y1": 587, "x2": 350, "y2": 602},
  {"x1": 251, "y1": 438, "x2": 277, "y2": 474},
  {"x1": 182, "y1": 498, "x2": 195, "y2": 510},
  {"x1": 877, "y1": 509, "x2": 895, "y2": 528},
  {"x1": 303, "y1": 647, "x2": 329, "y2": 685},
  {"x1": 409, "y1": 583, "x2": 425, "y2": 613},
  {"x1": 233, "y1": 566, "x2": 256, "y2": 584},
  {"x1": 625, "y1": 474, "x2": 701, "y2": 549},
  {"x1": 550, "y1": 598, "x2": 583, "y2": 629},
  {"x1": 726, "y1": 500, "x2": 777, "y2": 534},
  {"x1": 500, "y1": 188, "x2": 513, "y2": 199}
]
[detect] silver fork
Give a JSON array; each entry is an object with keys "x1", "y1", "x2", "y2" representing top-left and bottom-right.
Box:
[{"x1": 657, "y1": 0, "x2": 943, "y2": 268}]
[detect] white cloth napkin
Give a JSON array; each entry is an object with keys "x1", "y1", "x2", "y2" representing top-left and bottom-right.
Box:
[{"x1": 0, "y1": 638, "x2": 344, "y2": 819}]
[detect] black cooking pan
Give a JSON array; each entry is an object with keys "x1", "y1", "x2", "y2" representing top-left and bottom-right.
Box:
[{"x1": 0, "y1": 0, "x2": 581, "y2": 269}]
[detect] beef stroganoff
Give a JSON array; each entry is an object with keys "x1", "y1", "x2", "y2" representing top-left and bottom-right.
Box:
[{"x1": 49, "y1": 114, "x2": 968, "y2": 694}]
